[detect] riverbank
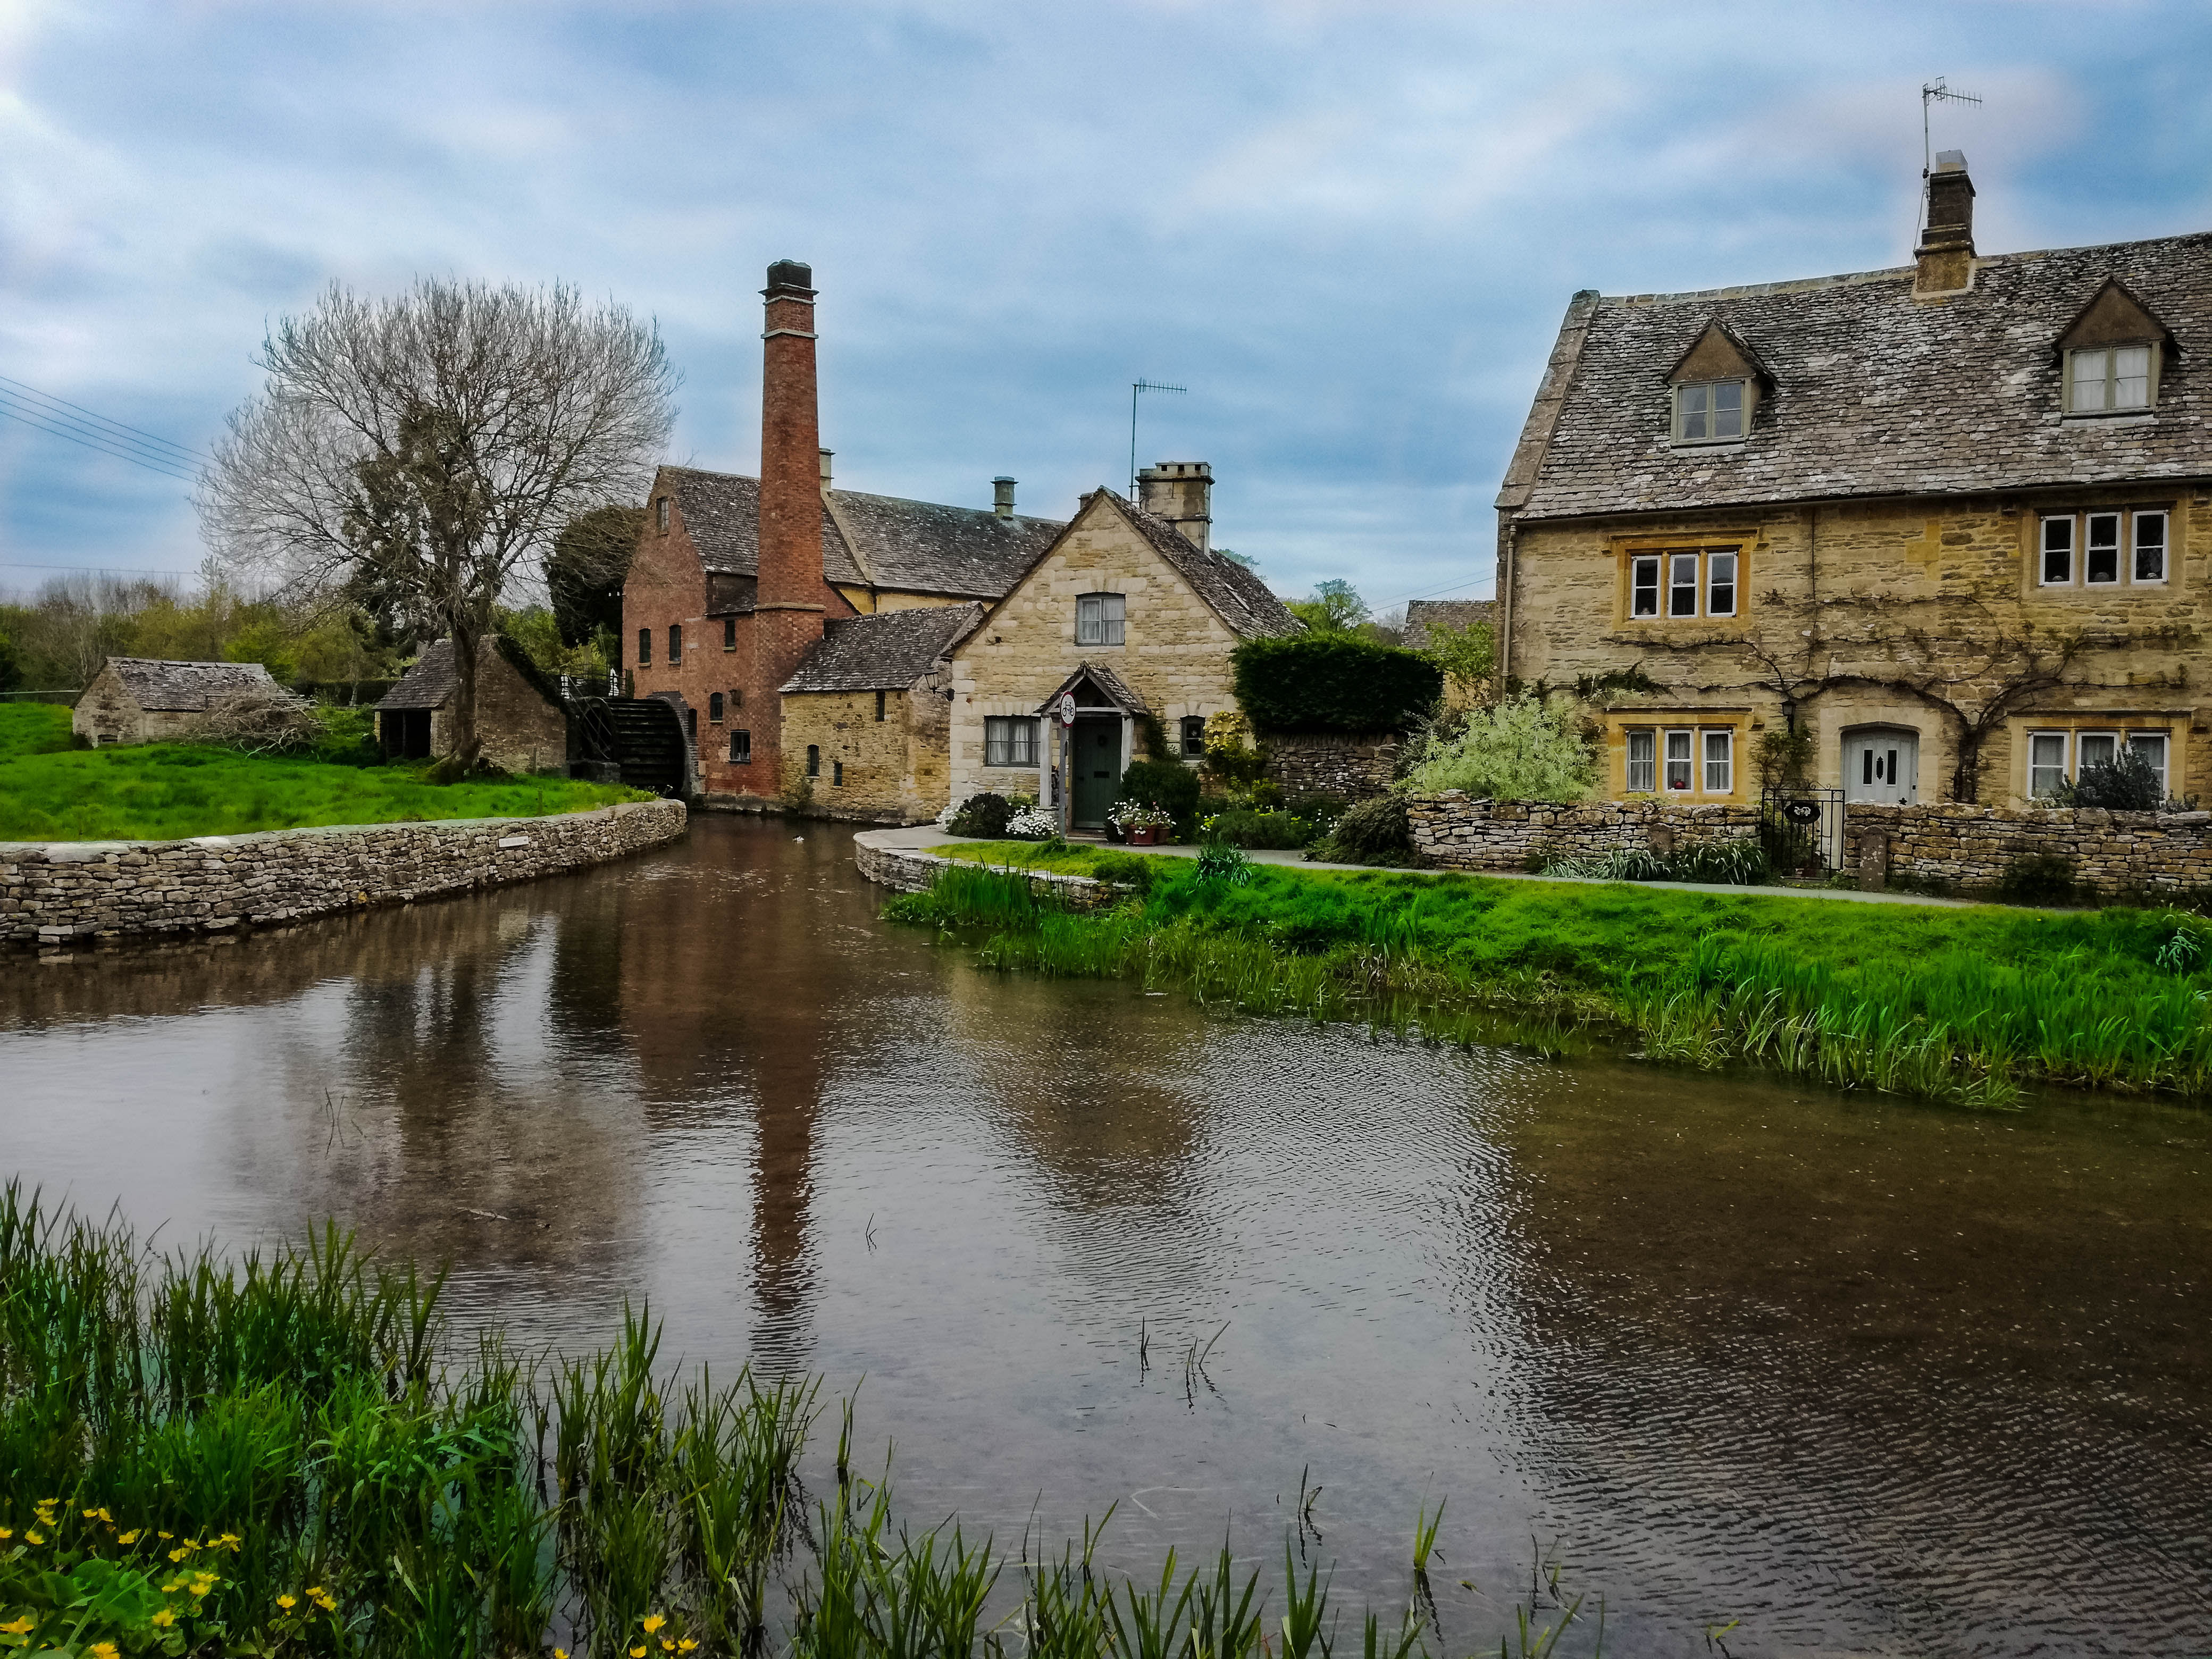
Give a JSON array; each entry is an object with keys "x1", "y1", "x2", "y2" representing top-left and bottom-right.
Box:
[
  {"x1": 880, "y1": 851, "x2": 2212, "y2": 1107},
  {"x1": 0, "y1": 703, "x2": 646, "y2": 841},
  {"x1": 0, "y1": 1184, "x2": 1557, "y2": 1659}
]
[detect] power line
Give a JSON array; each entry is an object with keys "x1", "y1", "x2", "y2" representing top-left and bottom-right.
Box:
[
  {"x1": 0, "y1": 373, "x2": 212, "y2": 467},
  {"x1": 0, "y1": 561, "x2": 203, "y2": 579},
  {"x1": 0, "y1": 400, "x2": 202, "y2": 484},
  {"x1": 1376, "y1": 573, "x2": 1494, "y2": 608}
]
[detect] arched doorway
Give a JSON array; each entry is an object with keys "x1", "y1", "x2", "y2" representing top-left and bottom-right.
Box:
[{"x1": 1842, "y1": 725, "x2": 1920, "y2": 805}]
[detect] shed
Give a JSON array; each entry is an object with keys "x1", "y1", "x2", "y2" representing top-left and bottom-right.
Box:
[
  {"x1": 374, "y1": 637, "x2": 569, "y2": 774},
  {"x1": 73, "y1": 657, "x2": 281, "y2": 748}
]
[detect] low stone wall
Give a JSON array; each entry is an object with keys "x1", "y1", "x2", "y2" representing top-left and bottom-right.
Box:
[
  {"x1": 2, "y1": 799, "x2": 688, "y2": 949},
  {"x1": 1407, "y1": 793, "x2": 1760, "y2": 871},
  {"x1": 852, "y1": 832, "x2": 1115, "y2": 909},
  {"x1": 1264, "y1": 732, "x2": 1400, "y2": 800},
  {"x1": 1842, "y1": 802, "x2": 2212, "y2": 897}
]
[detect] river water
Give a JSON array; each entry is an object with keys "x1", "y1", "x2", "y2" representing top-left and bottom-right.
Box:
[{"x1": 2, "y1": 817, "x2": 2207, "y2": 1656}]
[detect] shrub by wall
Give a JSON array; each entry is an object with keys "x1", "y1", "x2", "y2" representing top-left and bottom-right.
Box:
[{"x1": 1231, "y1": 636, "x2": 1442, "y2": 735}]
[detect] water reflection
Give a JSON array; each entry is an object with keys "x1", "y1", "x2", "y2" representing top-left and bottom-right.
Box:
[{"x1": 2, "y1": 818, "x2": 2208, "y2": 1658}]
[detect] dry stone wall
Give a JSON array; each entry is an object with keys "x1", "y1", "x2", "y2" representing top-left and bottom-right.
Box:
[
  {"x1": 1841, "y1": 802, "x2": 2212, "y2": 897},
  {"x1": 851, "y1": 831, "x2": 1115, "y2": 909},
  {"x1": 2, "y1": 799, "x2": 686, "y2": 949},
  {"x1": 1264, "y1": 733, "x2": 1399, "y2": 800},
  {"x1": 1408, "y1": 793, "x2": 1759, "y2": 870}
]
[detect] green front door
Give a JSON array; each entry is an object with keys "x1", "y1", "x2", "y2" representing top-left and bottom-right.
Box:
[{"x1": 1070, "y1": 717, "x2": 1122, "y2": 828}]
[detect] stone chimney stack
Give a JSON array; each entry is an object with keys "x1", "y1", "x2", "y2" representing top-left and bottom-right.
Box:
[
  {"x1": 818, "y1": 448, "x2": 834, "y2": 491},
  {"x1": 1915, "y1": 151, "x2": 1975, "y2": 297},
  {"x1": 758, "y1": 259, "x2": 825, "y2": 605},
  {"x1": 992, "y1": 476, "x2": 1016, "y2": 519},
  {"x1": 1136, "y1": 461, "x2": 1212, "y2": 553}
]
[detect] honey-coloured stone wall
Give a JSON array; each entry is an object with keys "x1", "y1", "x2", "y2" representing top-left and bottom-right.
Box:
[{"x1": 779, "y1": 686, "x2": 954, "y2": 824}]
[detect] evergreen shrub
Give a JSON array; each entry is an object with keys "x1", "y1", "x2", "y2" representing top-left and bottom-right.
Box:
[
  {"x1": 1307, "y1": 794, "x2": 1414, "y2": 866},
  {"x1": 1231, "y1": 636, "x2": 1443, "y2": 734},
  {"x1": 949, "y1": 792, "x2": 1014, "y2": 838},
  {"x1": 1117, "y1": 759, "x2": 1201, "y2": 837}
]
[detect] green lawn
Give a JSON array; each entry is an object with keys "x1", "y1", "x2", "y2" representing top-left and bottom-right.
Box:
[
  {"x1": 0, "y1": 702, "x2": 647, "y2": 842},
  {"x1": 891, "y1": 854, "x2": 2212, "y2": 1106}
]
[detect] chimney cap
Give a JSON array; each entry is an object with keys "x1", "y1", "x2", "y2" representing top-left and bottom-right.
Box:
[
  {"x1": 991, "y1": 475, "x2": 1016, "y2": 485},
  {"x1": 764, "y1": 259, "x2": 816, "y2": 299},
  {"x1": 1933, "y1": 149, "x2": 1968, "y2": 173}
]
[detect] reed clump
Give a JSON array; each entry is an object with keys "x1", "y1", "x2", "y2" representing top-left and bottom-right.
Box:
[
  {"x1": 1, "y1": 1186, "x2": 1601, "y2": 1658},
  {"x1": 889, "y1": 860, "x2": 2212, "y2": 1107}
]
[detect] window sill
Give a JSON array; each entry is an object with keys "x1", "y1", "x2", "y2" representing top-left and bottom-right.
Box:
[
  {"x1": 2060, "y1": 412, "x2": 2157, "y2": 426},
  {"x1": 1667, "y1": 439, "x2": 1746, "y2": 454}
]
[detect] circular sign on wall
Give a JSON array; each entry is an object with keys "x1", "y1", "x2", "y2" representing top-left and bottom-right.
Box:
[{"x1": 1058, "y1": 693, "x2": 1077, "y2": 726}]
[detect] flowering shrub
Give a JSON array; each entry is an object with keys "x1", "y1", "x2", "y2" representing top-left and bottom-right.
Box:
[
  {"x1": 1006, "y1": 807, "x2": 1058, "y2": 839},
  {"x1": 1105, "y1": 799, "x2": 1172, "y2": 832},
  {"x1": 1400, "y1": 695, "x2": 1597, "y2": 802}
]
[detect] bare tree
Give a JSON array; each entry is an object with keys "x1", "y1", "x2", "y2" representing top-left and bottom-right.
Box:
[{"x1": 198, "y1": 279, "x2": 677, "y2": 770}]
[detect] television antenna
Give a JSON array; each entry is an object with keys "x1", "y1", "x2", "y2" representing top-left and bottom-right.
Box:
[
  {"x1": 1128, "y1": 379, "x2": 1186, "y2": 497},
  {"x1": 1921, "y1": 77, "x2": 1981, "y2": 177}
]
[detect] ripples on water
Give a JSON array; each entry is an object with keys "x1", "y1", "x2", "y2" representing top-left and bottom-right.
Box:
[{"x1": 2, "y1": 818, "x2": 2207, "y2": 1656}]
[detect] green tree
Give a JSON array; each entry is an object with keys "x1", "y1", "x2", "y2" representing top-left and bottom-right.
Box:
[
  {"x1": 1420, "y1": 619, "x2": 1495, "y2": 699},
  {"x1": 548, "y1": 504, "x2": 643, "y2": 649},
  {"x1": 1286, "y1": 579, "x2": 1369, "y2": 635}
]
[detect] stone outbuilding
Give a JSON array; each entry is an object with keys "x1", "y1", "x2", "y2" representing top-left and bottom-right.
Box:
[
  {"x1": 373, "y1": 637, "x2": 569, "y2": 774},
  {"x1": 778, "y1": 602, "x2": 984, "y2": 823},
  {"x1": 72, "y1": 657, "x2": 280, "y2": 747}
]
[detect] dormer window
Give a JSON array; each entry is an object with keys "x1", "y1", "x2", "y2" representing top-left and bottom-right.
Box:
[
  {"x1": 2067, "y1": 346, "x2": 2154, "y2": 413},
  {"x1": 1664, "y1": 319, "x2": 1765, "y2": 447},
  {"x1": 1674, "y1": 381, "x2": 1745, "y2": 443}
]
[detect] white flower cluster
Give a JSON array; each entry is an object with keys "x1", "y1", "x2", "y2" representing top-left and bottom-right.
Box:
[{"x1": 1006, "y1": 807, "x2": 1058, "y2": 840}]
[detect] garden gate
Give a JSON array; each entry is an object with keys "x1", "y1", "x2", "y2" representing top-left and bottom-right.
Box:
[{"x1": 1760, "y1": 785, "x2": 1846, "y2": 876}]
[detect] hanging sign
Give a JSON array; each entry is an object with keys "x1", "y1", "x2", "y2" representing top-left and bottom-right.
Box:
[
  {"x1": 1781, "y1": 800, "x2": 1822, "y2": 825},
  {"x1": 1058, "y1": 693, "x2": 1078, "y2": 727}
]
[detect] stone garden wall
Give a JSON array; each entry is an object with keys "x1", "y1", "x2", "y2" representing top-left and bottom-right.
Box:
[
  {"x1": 1407, "y1": 793, "x2": 1759, "y2": 870},
  {"x1": 1264, "y1": 733, "x2": 1400, "y2": 800},
  {"x1": 851, "y1": 831, "x2": 1116, "y2": 909},
  {"x1": 2, "y1": 799, "x2": 688, "y2": 949}
]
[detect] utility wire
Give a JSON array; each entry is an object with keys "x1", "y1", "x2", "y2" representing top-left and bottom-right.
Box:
[
  {"x1": 1376, "y1": 572, "x2": 1495, "y2": 608},
  {"x1": 1, "y1": 562, "x2": 203, "y2": 578},
  {"x1": 0, "y1": 376, "x2": 210, "y2": 484},
  {"x1": 0, "y1": 403, "x2": 201, "y2": 483},
  {"x1": 0, "y1": 373, "x2": 212, "y2": 467}
]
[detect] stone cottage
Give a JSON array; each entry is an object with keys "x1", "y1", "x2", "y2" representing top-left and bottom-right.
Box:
[
  {"x1": 1495, "y1": 153, "x2": 2212, "y2": 809},
  {"x1": 374, "y1": 637, "x2": 568, "y2": 773},
  {"x1": 623, "y1": 259, "x2": 1062, "y2": 812},
  {"x1": 778, "y1": 603, "x2": 983, "y2": 823},
  {"x1": 946, "y1": 477, "x2": 1303, "y2": 830},
  {"x1": 73, "y1": 657, "x2": 280, "y2": 747}
]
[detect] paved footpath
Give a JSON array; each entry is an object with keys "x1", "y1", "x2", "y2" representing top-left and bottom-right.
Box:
[{"x1": 856, "y1": 825, "x2": 1996, "y2": 910}]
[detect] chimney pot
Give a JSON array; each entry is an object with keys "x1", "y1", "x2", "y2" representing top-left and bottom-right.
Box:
[
  {"x1": 820, "y1": 448, "x2": 834, "y2": 491},
  {"x1": 764, "y1": 259, "x2": 815, "y2": 298},
  {"x1": 992, "y1": 476, "x2": 1016, "y2": 518},
  {"x1": 1915, "y1": 153, "x2": 1976, "y2": 297}
]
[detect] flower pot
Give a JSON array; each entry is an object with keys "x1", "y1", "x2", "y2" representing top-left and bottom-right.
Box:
[{"x1": 1124, "y1": 826, "x2": 1162, "y2": 846}]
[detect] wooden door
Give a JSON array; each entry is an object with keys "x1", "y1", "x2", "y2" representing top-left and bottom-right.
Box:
[{"x1": 1070, "y1": 717, "x2": 1122, "y2": 828}]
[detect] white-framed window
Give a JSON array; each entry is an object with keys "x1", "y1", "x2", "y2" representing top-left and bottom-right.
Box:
[
  {"x1": 2028, "y1": 732, "x2": 2069, "y2": 798},
  {"x1": 2067, "y1": 345, "x2": 2155, "y2": 414},
  {"x1": 1674, "y1": 380, "x2": 1745, "y2": 442},
  {"x1": 2085, "y1": 512, "x2": 2122, "y2": 585},
  {"x1": 2129, "y1": 731, "x2": 2171, "y2": 795},
  {"x1": 1707, "y1": 551, "x2": 1737, "y2": 618},
  {"x1": 2040, "y1": 516, "x2": 2075, "y2": 585},
  {"x1": 1667, "y1": 553, "x2": 1699, "y2": 617},
  {"x1": 1626, "y1": 729, "x2": 1656, "y2": 792},
  {"x1": 1075, "y1": 592, "x2": 1126, "y2": 646},
  {"x1": 984, "y1": 716, "x2": 1037, "y2": 767},
  {"x1": 2135, "y1": 511, "x2": 2168, "y2": 583},
  {"x1": 1702, "y1": 730, "x2": 1733, "y2": 794},
  {"x1": 1663, "y1": 728, "x2": 1694, "y2": 792},
  {"x1": 1630, "y1": 556, "x2": 1661, "y2": 618},
  {"x1": 2075, "y1": 730, "x2": 2119, "y2": 774}
]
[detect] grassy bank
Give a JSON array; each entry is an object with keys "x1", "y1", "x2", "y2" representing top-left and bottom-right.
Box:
[
  {"x1": 0, "y1": 1185, "x2": 1587, "y2": 1659},
  {"x1": 0, "y1": 704, "x2": 644, "y2": 842},
  {"x1": 887, "y1": 858, "x2": 2212, "y2": 1108}
]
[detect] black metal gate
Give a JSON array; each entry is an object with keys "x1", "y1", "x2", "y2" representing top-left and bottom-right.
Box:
[{"x1": 1761, "y1": 785, "x2": 1845, "y2": 875}]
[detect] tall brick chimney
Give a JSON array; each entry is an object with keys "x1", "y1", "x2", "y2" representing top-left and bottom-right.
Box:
[
  {"x1": 758, "y1": 259, "x2": 826, "y2": 606},
  {"x1": 1136, "y1": 461, "x2": 1212, "y2": 552},
  {"x1": 1914, "y1": 151, "x2": 1975, "y2": 297}
]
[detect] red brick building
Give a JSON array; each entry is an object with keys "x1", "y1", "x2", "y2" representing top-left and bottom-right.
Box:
[{"x1": 623, "y1": 259, "x2": 1060, "y2": 807}]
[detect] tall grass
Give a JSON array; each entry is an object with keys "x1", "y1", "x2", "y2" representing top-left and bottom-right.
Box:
[
  {"x1": 0, "y1": 1186, "x2": 1601, "y2": 1658},
  {"x1": 890, "y1": 862, "x2": 2212, "y2": 1108}
]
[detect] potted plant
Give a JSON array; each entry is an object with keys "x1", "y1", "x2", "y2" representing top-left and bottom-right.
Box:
[{"x1": 1108, "y1": 799, "x2": 1174, "y2": 845}]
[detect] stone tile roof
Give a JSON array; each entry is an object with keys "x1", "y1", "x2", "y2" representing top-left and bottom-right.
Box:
[
  {"x1": 374, "y1": 638, "x2": 563, "y2": 713},
  {"x1": 1097, "y1": 490, "x2": 1306, "y2": 640},
  {"x1": 663, "y1": 466, "x2": 1062, "y2": 599},
  {"x1": 1034, "y1": 660, "x2": 1149, "y2": 715},
  {"x1": 103, "y1": 657, "x2": 277, "y2": 711},
  {"x1": 1403, "y1": 599, "x2": 1495, "y2": 649},
  {"x1": 1503, "y1": 230, "x2": 2212, "y2": 521},
  {"x1": 779, "y1": 603, "x2": 984, "y2": 693}
]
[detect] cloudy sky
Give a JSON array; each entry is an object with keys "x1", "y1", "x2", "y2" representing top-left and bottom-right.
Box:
[{"x1": 4, "y1": 1, "x2": 2210, "y2": 613}]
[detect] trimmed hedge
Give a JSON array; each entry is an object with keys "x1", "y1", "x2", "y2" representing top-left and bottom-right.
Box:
[
  {"x1": 1117, "y1": 759, "x2": 1201, "y2": 837},
  {"x1": 1231, "y1": 635, "x2": 1443, "y2": 734}
]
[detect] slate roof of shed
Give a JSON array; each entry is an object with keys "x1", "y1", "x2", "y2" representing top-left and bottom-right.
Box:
[
  {"x1": 1502, "y1": 229, "x2": 2212, "y2": 522},
  {"x1": 1088, "y1": 490, "x2": 1306, "y2": 641},
  {"x1": 779, "y1": 603, "x2": 984, "y2": 693},
  {"x1": 1403, "y1": 599, "x2": 1495, "y2": 649},
  {"x1": 661, "y1": 466, "x2": 1063, "y2": 599},
  {"x1": 100, "y1": 658, "x2": 277, "y2": 711},
  {"x1": 374, "y1": 638, "x2": 564, "y2": 713}
]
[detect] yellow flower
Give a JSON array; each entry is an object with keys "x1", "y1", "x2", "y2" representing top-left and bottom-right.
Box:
[
  {"x1": 0, "y1": 1526, "x2": 12, "y2": 1538},
  {"x1": 678, "y1": 1643, "x2": 700, "y2": 1655},
  {"x1": 161, "y1": 1581, "x2": 182, "y2": 1594},
  {"x1": 631, "y1": 1647, "x2": 647, "y2": 1658},
  {"x1": 217, "y1": 1532, "x2": 241, "y2": 1551},
  {"x1": 662, "y1": 1643, "x2": 675, "y2": 1653},
  {"x1": 0, "y1": 1615, "x2": 33, "y2": 1635},
  {"x1": 312, "y1": 1593, "x2": 338, "y2": 1612},
  {"x1": 90, "y1": 1643, "x2": 121, "y2": 1659},
  {"x1": 189, "y1": 1580, "x2": 213, "y2": 1597},
  {"x1": 157, "y1": 1531, "x2": 173, "y2": 1539},
  {"x1": 168, "y1": 1548, "x2": 188, "y2": 1562},
  {"x1": 643, "y1": 1615, "x2": 667, "y2": 1634},
  {"x1": 555, "y1": 1650, "x2": 568, "y2": 1658},
  {"x1": 305, "y1": 1586, "x2": 325, "y2": 1598},
  {"x1": 24, "y1": 1531, "x2": 44, "y2": 1546},
  {"x1": 278, "y1": 1594, "x2": 298, "y2": 1610},
  {"x1": 116, "y1": 1529, "x2": 139, "y2": 1544},
  {"x1": 151, "y1": 1609, "x2": 177, "y2": 1628}
]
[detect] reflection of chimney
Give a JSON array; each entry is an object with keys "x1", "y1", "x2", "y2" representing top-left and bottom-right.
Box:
[
  {"x1": 1915, "y1": 151, "x2": 1975, "y2": 298},
  {"x1": 819, "y1": 448, "x2": 834, "y2": 492},
  {"x1": 992, "y1": 476, "x2": 1016, "y2": 519},
  {"x1": 1136, "y1": 461, "x2": 1212, "y2": 552},
  {"x1": 759, "y1": 259, "x2": 824, "y2": 604}
]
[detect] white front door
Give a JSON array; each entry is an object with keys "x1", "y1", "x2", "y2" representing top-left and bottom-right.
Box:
[{"x1": 1842, "y1": 727, "x2": 1919, "y2": 805}]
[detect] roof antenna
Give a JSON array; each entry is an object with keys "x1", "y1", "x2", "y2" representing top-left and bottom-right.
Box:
[
  {"x1": 1921, "y1": 77, "x2": 1981, "y2": 171},
  {"x1": 1128, "y1": 379, "x2": 1186, "y2": 497}
]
